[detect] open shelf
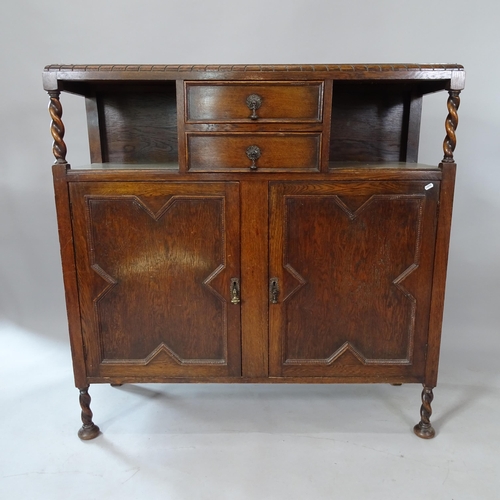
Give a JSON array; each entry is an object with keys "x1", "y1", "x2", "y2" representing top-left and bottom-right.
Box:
[
  {"x1": 87, "y1": 82, "x2": 178, "y2": 164},
  {"x1": 329, "y1": 82, "x2": 422, "y2": 163}
]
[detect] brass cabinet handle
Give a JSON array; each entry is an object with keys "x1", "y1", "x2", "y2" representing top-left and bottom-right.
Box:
[
  {"x1": 246, "y1": 93, "x2": 262, "y2": 120},
  {"x1": 230, "y1": 278, "x2": 241, "y2": 304},
  {"x1": 246, "y1": 145, "x2": 261, "y2": 170},
  {"x1": 269, "y1": 277, "x2": 279, "y2": 304}
]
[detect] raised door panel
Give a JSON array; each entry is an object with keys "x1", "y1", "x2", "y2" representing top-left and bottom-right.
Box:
[
  {"x1": 269, "y1": 181, "x2": 439, "y2": 379},
  {"x1": 70, "y1": 181, "x2": 241, "y2": 379}
]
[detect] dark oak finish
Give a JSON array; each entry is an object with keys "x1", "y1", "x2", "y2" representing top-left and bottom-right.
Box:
[{"x1": 45, "y1": 63, "x2": 464, "y2": 439}]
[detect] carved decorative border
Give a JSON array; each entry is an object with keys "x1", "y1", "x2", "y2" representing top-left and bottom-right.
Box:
[{"x1": 44, "y1": 63, "x2": 464, "y2": 73}]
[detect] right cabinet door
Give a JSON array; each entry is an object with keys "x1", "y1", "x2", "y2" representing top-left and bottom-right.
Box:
[{"x1": 269, "y1": 180, "x2": 440, "y2": 379}]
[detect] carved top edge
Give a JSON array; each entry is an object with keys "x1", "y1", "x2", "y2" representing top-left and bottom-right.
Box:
[{"x1": 44, "y1": 63, "x2": 464, "y2": 73}]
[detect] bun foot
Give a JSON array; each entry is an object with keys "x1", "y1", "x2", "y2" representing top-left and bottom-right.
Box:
[
  {"x1": 413, "y1": 422, "x2": 435, "y2": 439},
  {"x1": 78, "y1": 423, "x2": 100, "y2": 440}
]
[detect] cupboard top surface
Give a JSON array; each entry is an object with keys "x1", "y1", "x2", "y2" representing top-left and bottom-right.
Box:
[{"x1": 43, "y1": 63, "x2": 465, "y2": 91}]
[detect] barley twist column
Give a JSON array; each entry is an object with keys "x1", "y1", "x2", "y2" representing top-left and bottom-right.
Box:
[
  {"x1": 414, "y1": 386, "x2": 435, "y2": 439},
  {"x1": 78, "y1": 387, "x2": 100, "y2": 440},
  {"x1": 442, "y1": 90, "x2": 461, "y2": 163},
  {"x1": 48, "y1": 90, "x2": 67, "y2": 164}
]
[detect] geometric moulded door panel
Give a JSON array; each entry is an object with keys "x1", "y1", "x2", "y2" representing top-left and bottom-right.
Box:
[
  {"x1": 269, "y1": 181, "x2": 439, "y2": 379},
  {"x1": 70, "y1": 182, "x2": 241, "y2": 379}
]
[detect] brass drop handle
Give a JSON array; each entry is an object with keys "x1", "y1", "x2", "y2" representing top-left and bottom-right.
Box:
[
  {"x1": 269, "y1": 278, "x2": 279, "y2": 304},
  {"x1": 246, "y1": 145, "x2": 261, "y2": 170},
  {"x1": 246, "y1": 93, "x2": 262, "y2": 120},
  {"x1": 230, "y1": 278, "x2": 241, "y2": 304}
]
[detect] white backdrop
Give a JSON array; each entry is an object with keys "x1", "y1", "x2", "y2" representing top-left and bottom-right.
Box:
[
  {"x1": 1, "y1": 2, "x2": 500, "y2": 498},
  {"x1": 0, "y1": 0, "x2": 498, "y2": 380}
]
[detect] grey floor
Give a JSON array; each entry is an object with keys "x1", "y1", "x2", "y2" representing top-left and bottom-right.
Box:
[{"x1": 1, "y1": 319, "x2": 498, "y2": 500}]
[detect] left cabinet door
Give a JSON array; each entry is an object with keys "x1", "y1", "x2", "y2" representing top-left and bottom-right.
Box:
[{"x1": 70, "y1": 181, "x2": 241, "y2": 379}]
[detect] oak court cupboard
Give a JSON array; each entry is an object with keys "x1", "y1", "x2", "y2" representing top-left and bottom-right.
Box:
[{"x1": 43, "y1": 63, "x2": 464, "y2": 440}]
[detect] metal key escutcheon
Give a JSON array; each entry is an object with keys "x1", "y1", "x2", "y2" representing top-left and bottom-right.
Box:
[
  {"x1": 269, "y1": 277, "x2": 279, "y2": 304},
  {"x1": 230, "y1": 278, "x2": 241, "y2": 304}
]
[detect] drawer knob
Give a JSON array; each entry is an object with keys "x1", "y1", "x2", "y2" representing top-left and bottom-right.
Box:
[
  {"x1": 246, "y1": 94, "x2": 262, "y2": 120},
  {"x1": 246, "y1": 145, "x2": 261, "y2": 170}
]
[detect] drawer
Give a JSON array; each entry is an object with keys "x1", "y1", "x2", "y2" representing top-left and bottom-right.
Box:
[
  {"x1": 185, "y1": 82, "x2": 323, "y2": 123},
  {"x1": 187, "y1": 133, "x2": 321, "y2": 172}
]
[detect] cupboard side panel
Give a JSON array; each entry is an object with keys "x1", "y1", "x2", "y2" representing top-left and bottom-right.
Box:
[
  {"x1": 53, "y1": 164, "x2": 87, "y2": 387},
  {"x1": 425, "y1": 163, "x2": 456, "y2": 387}
]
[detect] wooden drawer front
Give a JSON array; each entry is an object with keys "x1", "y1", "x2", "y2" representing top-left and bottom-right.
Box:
[
  {"x1": 186, "y1": 82, "x2": 323, "y2": 123},
  {"x1": 187, "y1": 133, "x2": 321, "y2": 172}
]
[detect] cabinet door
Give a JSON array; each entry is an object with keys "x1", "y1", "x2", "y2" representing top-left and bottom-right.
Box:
[
  {"x1": 269, "y1": 181, "x2": 439, "y2": 379},
  {"x1": 70, "y1": 182, "x2": 241, "y2": 379}
]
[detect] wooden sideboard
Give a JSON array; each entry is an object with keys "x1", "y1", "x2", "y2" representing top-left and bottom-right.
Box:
[{"x1": 43, "y1": 64, "x2": 464, "y2": 440}]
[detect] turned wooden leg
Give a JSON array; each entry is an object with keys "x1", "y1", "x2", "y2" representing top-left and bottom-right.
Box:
[
  {"x1": 414, "y1": 386, "x2": 436, "y2": 439},
  {"x1": 78, "y1": 387, "x2": 100, "y2": 440}
]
